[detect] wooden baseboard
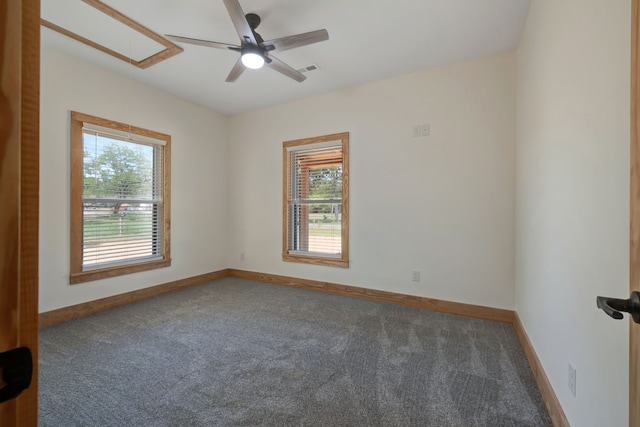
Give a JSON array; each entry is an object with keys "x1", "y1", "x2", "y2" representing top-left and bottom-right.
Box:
[
  {"x1": 39, "y1": 268, "x2": 513, "y2": 326},
  {"x1": 228, "y1": 269, "x2": 514, "y2": 324},
  {"x1": 39, "y1": 269, "x2": 230, "y2": 327},
  {"x1": 513, "y1": 313, "x2": 570, "y2": 427}
]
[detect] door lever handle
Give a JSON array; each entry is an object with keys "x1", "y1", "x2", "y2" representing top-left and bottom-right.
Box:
[{"x1": 596, "y1": 291, "x2": 640, "y2": 324}]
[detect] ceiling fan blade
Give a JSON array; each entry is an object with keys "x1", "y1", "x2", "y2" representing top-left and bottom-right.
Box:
[
  {"x1": 165, "y1": 34, "x2": 240, "y2": 50},
  {"x1": 225, "y1": 57, "x2": 245, "y2": 82},
  {"x1": 222, "y1": 0, "x2": 257, "y2": 45},
  {"x1": 265, "y1": 55, "x2": 306, "y2": 82},
  {"x1": 262, "y1": 29, "x2": 329, "y2": 52}
]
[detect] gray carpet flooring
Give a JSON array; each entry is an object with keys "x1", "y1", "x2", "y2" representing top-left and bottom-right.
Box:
[{"x1": 39, "y1": 277, "x2": 552, "y2": 426}]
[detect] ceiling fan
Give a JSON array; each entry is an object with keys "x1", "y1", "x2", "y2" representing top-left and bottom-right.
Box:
[{"x1": 165, "y1": 0, "x2": 329, "y2": 83}]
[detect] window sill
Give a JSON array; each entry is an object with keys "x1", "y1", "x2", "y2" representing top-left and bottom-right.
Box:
[
  {"x1": 282, "y1": 253, "x2": 349, "y2": 268},
  {"x1": 70, "y1": 258, "x2": 171, "y2": 284}
]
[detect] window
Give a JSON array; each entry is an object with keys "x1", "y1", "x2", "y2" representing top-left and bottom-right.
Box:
[
  {"x1": 70, "y1": 111, "x2": 171, "y2": 284},
  {"x1": 283, "y1": 132, "x2": 349, "y2": 268}
]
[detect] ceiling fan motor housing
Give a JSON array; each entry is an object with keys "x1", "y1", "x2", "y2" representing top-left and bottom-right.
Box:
[
  {"x1": 245, "y1": 13, "x2": 261, "y2": 29},
  {"x1": 244, "y1": 14, "x2": 265, "y2": 44}
]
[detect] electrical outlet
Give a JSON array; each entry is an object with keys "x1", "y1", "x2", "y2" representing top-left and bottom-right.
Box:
[
  {"x1": 412, "y1": 270, "x2": 420, "y2": 282},
  {"x1": 568, "y1": 363, "x2": 576, "y2": 397},
  {"x1": 240, "y1": 252, "x2": 245, "y2": 261},
  {"x1": 413, "y1": 125, "x2": 421, "y2": 137}
]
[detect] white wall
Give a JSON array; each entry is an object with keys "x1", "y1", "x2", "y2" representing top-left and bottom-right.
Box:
[
  {"x1": 40, "y1": 48, "x2": 517, "y2": 312},
  {"x1": 39, "y1": 47, "x2": 230, "y2": 312},
  {"x1": 228, "y1": 51, "x2": 517, "y2": 309},
  {"x1": 516, "y1": 1, "x2": 630, "y2": 426}
]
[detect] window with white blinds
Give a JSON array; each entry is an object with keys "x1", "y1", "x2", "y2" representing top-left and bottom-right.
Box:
[
  {"x1": 283, "y1": 133, "x2": 349, "y2": 268},
  {"x1": 70, "y1": 112, "x2": 171, "y2": 284}
]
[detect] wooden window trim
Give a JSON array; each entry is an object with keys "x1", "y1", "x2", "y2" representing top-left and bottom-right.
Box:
[
  {"x1": 282, "y1": 132, "x2": 349, "y2": 268},
  {"x1": 70, "y1": 111, "x2": 171, "y2": 284}
]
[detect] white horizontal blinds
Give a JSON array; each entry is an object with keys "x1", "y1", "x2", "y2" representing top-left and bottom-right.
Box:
[
  {"x1": 82, "y1": 128, "x2": 163, "y2": 270},
  {"x1": 288, "y1": 143, "x2": 343, "y2": 257}
]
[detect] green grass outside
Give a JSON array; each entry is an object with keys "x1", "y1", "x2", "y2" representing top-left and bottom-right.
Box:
[
  {"x1": 308, "y1": 227, "x2": 341, "y2": 237},
  {"x1": 83, "y1": 214, "x2": 152, "y2": 239},
  {"x1": 84, "y1": 213, "x2": 338, "y2": 239},
  {"x1": 306, "y1": 213, "x2": 341, "y2": 238}
]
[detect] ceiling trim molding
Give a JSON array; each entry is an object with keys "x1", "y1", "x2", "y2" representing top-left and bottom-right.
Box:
[{"x1": 41, "y1": 0, "x2": 182, "y2": 69}]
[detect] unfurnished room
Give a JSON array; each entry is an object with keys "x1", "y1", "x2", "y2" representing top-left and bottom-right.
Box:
[{"x1": 1, "y1": 0, "x2": 638, "y2": 426}]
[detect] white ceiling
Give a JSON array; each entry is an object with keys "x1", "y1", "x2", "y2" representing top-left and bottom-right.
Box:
[{"x1": 41, "y1": 0, "x2": 531, "y2": 116}]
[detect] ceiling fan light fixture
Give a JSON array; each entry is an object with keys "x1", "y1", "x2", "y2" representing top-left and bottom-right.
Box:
[{"x1": 241, "y1": 46, "x2": 264, "y2": 69}]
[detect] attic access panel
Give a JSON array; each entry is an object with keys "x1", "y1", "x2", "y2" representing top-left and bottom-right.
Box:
[{"x1": 41, "y1": 0, "x2": 182, "y2": 69}]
